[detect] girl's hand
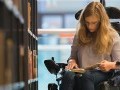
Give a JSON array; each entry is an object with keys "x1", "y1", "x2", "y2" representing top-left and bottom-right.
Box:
[
  {"x1": 65, "y1": 59, "x2": 78, "y2": 70},
  {"x1": 99, "y1": 60, "x2": 116, "y2": 72}
]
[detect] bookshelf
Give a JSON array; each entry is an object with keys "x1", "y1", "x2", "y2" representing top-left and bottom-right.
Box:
[{"x1": 0, "y1": 0, "x2": 38, "y2": 90}]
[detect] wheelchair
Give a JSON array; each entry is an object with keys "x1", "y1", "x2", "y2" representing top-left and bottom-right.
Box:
[{"x1": 44, "y1": 57, "x2": 120, "y2": 90}]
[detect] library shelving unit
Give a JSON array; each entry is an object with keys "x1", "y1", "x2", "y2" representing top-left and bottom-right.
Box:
[{"x1": 0, "y1": 0, "x2": 38, "y2": 90}]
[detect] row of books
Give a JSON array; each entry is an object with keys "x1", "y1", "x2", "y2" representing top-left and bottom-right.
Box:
[{"x1": 0, "y1": 0, "x2": 38, "y2": 90}]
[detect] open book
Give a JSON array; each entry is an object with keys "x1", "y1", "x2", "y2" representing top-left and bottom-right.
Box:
[{"x1": 70, "y1": 63, "x2": 100, "y2": 73}]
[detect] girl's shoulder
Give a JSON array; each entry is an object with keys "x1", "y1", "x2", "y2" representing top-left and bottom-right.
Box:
[
  {"x1": 110, "y1": 29, "x2": 120, "y2": 39},
  {"x1": 110, "y1": 29, "x2": 120, "y2": 44}
]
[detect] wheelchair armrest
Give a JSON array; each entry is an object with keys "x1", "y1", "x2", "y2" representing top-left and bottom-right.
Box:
[
  {"x1": 57, "y1": 63, "x2": 67, "y2": 69},
  {"x1": 44, "y1": 59, "x2": 67, "y2": 75},
  {"x1": 44, "y1": 60, "x2": 60, "y2": 75}
]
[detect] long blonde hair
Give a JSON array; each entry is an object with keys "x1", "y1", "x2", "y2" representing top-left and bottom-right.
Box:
[{"x1": 76, "y1": 2, "x2": 116, "y2": 54}]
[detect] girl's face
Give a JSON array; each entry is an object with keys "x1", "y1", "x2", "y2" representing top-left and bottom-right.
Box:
[{"x1": 85, "y1": 15, "x2": 100, "y2": 32}]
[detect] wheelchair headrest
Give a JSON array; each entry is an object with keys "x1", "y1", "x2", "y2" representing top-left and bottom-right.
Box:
[
  {"x1": 111, "y1": 22, "x2": 120, "y2": 32},
  {"x1": 44, "y1": 59, "x2": 60, "y2": 75}
]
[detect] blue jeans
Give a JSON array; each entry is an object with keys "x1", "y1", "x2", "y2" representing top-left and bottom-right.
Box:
[{"x1": 60, "y1": 69, "x2": 114, "y2": 90}]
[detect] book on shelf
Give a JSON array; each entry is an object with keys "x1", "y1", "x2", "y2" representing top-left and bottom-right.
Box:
[
  {"x1": 19, "y1": 45, "x2": 25, "y2": 81},
  {"x1": 28, "y1": 47, "x2": 33, "y2": 79},
  {"x1": 5, "y1": 38, "x2": 14, "y2": 84},
  {"x1": 0, "y1": 31, "x2": 5, "y2": 85},
  {"x1": 28, "y1": 2, "x2": 31, "y2": 30},
  {"x1": 33, "y1": 50, "x2": 38, "y2": 78}
]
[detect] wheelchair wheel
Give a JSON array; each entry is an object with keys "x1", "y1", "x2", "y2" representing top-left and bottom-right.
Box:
[{"x1": 48, "y1": 83, "x2": 58, "y2": 90}]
